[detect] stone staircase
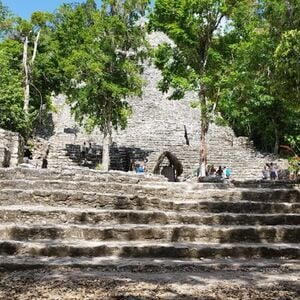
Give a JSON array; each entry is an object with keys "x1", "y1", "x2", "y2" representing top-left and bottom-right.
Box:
[{"x1": 0, "y1": 167, "x2": 299, "y2": 271}]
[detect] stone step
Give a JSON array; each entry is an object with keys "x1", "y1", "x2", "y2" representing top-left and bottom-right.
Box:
[
  {"x1": 1, "y1": 206, "x2": 299, "y2": 226},
  {"x1": 0, "y1": 179, "x2": 299, "y2": 203},
  {"x1": 176, "y1": 187, "x2": 300, "y2": 202},
  {"x1": 233, "y1": 180, "x2": 300, "y2": 189},
  {"x1": 0, "y1": 240, "x2": 299, "y2": 259},
  {"x1": 1, "y1": 256, "x2": 298, "y2": 272},
  {"x1": 0, "y1": 168, "x2": 166, "y2": 184},
  {"x1": 168, "y1": 200, "x2": 300, "y2": 214},
  {"x1": 0, "y1": 178, "x2": 226, "y2": 194},
  {"x1": 0, "y1": 224, "x2": 299, "y2": 243},
  {"x1": 0, "y1": 189, "x2": 159, "y2": 208},
  {"x1": 0, "y1": 180, "x2": 170, "y2": 196},
  {"x1": 1, "y1": 189, "x2": 299, "y2": 213}
]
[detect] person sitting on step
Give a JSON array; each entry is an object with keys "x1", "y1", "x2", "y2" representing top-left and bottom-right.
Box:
[
  {"x1": 216, "y1": 166, "x2": 223, "y2": 177},
  {"x1": 225, "y1": 166, "x2": 231, "y2": 179}
]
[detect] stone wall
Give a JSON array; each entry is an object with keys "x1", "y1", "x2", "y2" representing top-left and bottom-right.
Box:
[{"x1": 0, "y1": 129, "x2": 24, "y2": 167}]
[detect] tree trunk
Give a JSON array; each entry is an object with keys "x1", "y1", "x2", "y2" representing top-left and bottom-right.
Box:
[
  {"x1": 102, "y1": 122, "x2": 112, "y2": 171},
  {"x1": 23, "y1": 30, "x2": 40, "y2": 118},
  {"x1": 31, "y1": 30, "x2": 40, "y2": 64},
  {"x1": 274, "y1": 127, "x2": 279, "y2": 155},
  {"x1": 198, "y1": 17, "x2": 220, "y2": 177},
  {"x1": 23, "y1": 36, "x2": 30, "y2": 116},
  {"x1": 199, "y1": 94, "x2": 209, "y2": 177}
]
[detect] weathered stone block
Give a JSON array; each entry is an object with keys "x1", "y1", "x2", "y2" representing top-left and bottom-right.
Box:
[{"x1": 0, "y1": 129, "x2": 24, "y2": 167}]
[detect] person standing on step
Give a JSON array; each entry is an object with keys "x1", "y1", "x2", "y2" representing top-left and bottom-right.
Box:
[
  {"x1": 270, "y1": 162, "x2": 277, "y2": 180},
  {"x1": 262, "y1": 164, "x2": 269, "y2": 180},
  {"x1": 88, "y1": 142, "x2": 93, "y2": 155},
  {"x1": 81, "y1": 142, "x2": 87, "y2": 165},
  {"x1": 222, "y1": 166, "x2": 227, "y2": 178},
  {"x1": 135, "y1": 161, "x2": 145, "y2": 173},
  {"x1": 210, "y1": 164, "x2": 216, "y2": 176}
]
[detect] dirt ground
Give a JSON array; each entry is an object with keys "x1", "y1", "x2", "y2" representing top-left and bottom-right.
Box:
[{"x1": 0, "y1": 266, "x2": 299, "y2": 300}]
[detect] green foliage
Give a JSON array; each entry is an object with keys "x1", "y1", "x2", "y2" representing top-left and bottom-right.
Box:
[
  {"x1": 0, "y1": 2, "x2": 28, "y2": 134},
  {"x1": 0, "y1": 40, "x2": 27, "y2": 134},
  {"x1": 95, "y1": 163, "x2": 104, "y2": 171},
  {"x1": 52, "y1": 0, "x2": 149, "y2": 133},
  {"x1": 0, "y1": 0, "x2": 6, "y2": 20},
  {"x1": 285, "y1": 134, "x2": 300, "y2": 156},
  {"x1": 0, "y1": 0, "x2": 10, "y2": 37},
  {"x1": 288, "y1": 156, "x2": 300, "y2": 175},
  {"x1": 274, "y1": 29, "x2": 300, "y2": 103},
  {"x1": 0, "y1": 7, "x2": 62, "y2": 137},
  {"x1": 149, "y1": 0, "x2": 254, "y2": 103},
  {"x1": 150, "y1": 0, "x2": 300, "y2": 156},
  {"x1": 218, "y1": 0, "x2": 300, "y2": 153}
]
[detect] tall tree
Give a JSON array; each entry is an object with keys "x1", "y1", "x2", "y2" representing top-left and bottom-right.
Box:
[
  {"x1": 52, "y1": 0, "x2": 149, "y2": 171},
  {"x1": 149, "y1": 0, "x2": 250, "y2": 176},
  {"x1": 12, "y1": 12, "x2": 52, "y2": 120},
  {"x1": 218, "y1": 0, "x2": 300, "y2": 154},
  {"x1": 0, "y1": 8, "x2": 60, "y2": 137}
]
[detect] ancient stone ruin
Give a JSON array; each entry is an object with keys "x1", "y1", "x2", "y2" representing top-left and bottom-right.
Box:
[
  {"x1": 0, "y1": 167, "x2": 299, "y2": 259},
  {"x1": 0, "y1": 27, "x2": 299, "y2": 299},
  {"x1": 0, "y1": 167, "x2": 299, "y2": 295},
  {"x1": 0, "y1": 33, "x2": 290, "y2": 182},
  {"x1": 24, "y1": 32, "x2": 283, "y2": 181},
  {"x1": 0, "y1": 128, "x2": 23, "y2": 168}
]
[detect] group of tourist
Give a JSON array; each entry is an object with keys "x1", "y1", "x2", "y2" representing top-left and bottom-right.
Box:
[
  {"x1": 80, "y1": 142, "x2": 101, "y2": 164},
  {"x1": 262, "y1": 162, "x2": 281, "y2": 180},
  {"x1": 206, "y1": 164, "x2": 231, "y2": 179},
  {"x1": 81, "y1": 142, "x2": 93, "y2": 159}
]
